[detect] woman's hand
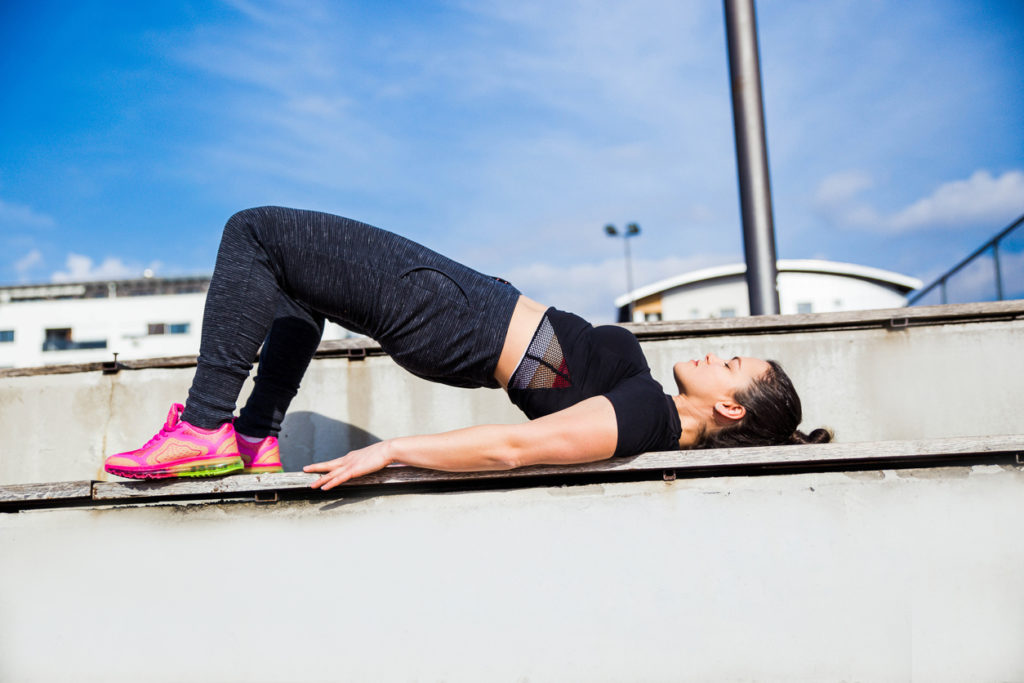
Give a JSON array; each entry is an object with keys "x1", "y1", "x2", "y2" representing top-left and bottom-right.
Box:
[{"x1": 304, "y1": 441, "x2": 395, "y2": 490}]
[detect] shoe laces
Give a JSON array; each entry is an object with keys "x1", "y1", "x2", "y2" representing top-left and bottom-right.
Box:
[{"x1": 140, "y1": 404, "x2": 185, "y2": 449}]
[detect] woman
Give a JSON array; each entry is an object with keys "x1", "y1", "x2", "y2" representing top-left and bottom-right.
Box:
[{"x1": 104, "y1": 207, "x2": 830, "y2": 489}]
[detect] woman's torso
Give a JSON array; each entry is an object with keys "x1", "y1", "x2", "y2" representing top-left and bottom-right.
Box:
[{"x1": 500, "y1": 304, "x2": 682, "y2": 457}]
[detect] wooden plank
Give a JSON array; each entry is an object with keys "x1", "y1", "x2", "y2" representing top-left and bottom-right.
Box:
[
  {"x1": 118, "y1": 355, "x2": 201, "y2": 370},
  {"x1": 315, "y1": 338, "x2": 384, "y2": 356},
  {"x1": 0, "y1": 480, "x2": 93, "y2": 503},
  {"x1": 91, "y1": 472, "x2": 318, "y2": 500},
  {"x1": 0, "y1": 363, "x2": 107, "y2": 378},
  {"x1": 0, "y1": 355, "x2": 203, "y2": 378},
  {"x1": 627, "y1": 299, "x2": 1024, "y2": 339},
  {"x1": 91, "y1": 434, "x2": 1024, "y2": 501}
]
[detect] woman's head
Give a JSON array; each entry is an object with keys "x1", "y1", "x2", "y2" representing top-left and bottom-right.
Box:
[{"x1": 673, "y1": 354, "x2": 832, "y2": 448}]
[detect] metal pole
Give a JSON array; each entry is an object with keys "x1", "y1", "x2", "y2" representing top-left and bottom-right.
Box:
[
  {"x1": 623, "y1": 237, "x2": 635, "y2": 320},
  {"x1": 992, "y1": 241, "x2": 1004, "y2": 301},
  {"x1": 723, "y1": 0, "x2": 780, "y2": 315}
]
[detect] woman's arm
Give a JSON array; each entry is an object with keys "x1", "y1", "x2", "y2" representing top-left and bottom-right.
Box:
[{"x1": 304, "y1": 395, "x2": 618, "y2": 490}]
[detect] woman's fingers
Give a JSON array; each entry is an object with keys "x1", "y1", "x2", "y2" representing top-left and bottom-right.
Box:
[
  {"x1": 304, "y1": 458, "x2": 349, "y2": 489},
  {"x1": 308, "y1": 465, "x2": 350, "y2": 489},
  {"x1": 303, "y1": 458, "x2": 343, "y2": 473},
  {"x1": 305, "y1": 447, "x2": 391, "y2": 490}
]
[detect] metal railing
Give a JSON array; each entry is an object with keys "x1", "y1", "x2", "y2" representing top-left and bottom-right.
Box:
[{"x1": 908, "y1": 213, "x2": 1024, "y2": 305}]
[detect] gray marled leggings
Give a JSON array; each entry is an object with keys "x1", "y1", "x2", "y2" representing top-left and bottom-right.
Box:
[{"x1": 182, "y1": 207, "x2": 520, "y2": 436}]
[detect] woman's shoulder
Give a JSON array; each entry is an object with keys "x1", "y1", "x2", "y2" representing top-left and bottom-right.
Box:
[{"x1": 604, "y1": 374, "x2": 681, "y2": 457}]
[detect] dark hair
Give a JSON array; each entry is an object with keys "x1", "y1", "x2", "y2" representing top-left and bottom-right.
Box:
[{"x1": 695, "y1": 360, "x2": 832, "y2": 449}]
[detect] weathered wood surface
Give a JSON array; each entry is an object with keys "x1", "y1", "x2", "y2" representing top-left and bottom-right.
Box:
[
  {"x1": 89, "y1": 434, "x2": 1024, "y2": 501},
  {"x1": 0, "y1": 480, "x2": 93, "y2": 503},
  {"x1": 91, "y1": 472, "x2": 319, "y2": 500},
  {"x1": 626, "y1": 299, "x2": 1024, "y2": 339},
  {"x1": 315, "y1": 337, "x2": 386, "y2": 357},
  {"x1": 3, "y1": 300, "x2": 1020, "y2": 379},
  {"x1": 0, "y1": 355, "x2": 201, "y2": 378}
]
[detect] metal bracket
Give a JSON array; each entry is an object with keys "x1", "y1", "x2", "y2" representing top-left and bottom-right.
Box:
[
  {"x1": 254, "y1": 491, "x2": 279, "y2": 503},
  {"x1": 101, "y1": 353, "x2": 122, "y2": 375},
  {"x1": 886, "y1": 317, "x2": 910, "y2": 330},
  {"x1": 663, "y1": 469, "x2": 677, "y2": 482}
]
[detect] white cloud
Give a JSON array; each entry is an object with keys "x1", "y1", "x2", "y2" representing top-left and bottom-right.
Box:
[
  {"x1": 814, "y1": 170, "x2": 873, "y2": 206},
  {"x1": 14, "y1": 249, "x2": 44, "y2": 280},
  {"x1": 815, "y1": 169, "x2": 1024, "y2": 233},
  {"x1": 888, "y1": 170, "x2": 1024, "y2": 231},
  {"x1": 51, "y1": 254, "x2": 141, "y2": 283},
  {"x1": 0, "y1": 199, "x2": 56, "y2": 229}
]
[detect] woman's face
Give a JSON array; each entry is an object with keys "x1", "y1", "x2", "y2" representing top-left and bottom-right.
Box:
[{"x1": 673, "y1": 353, "x2": 771, "y2": 405}]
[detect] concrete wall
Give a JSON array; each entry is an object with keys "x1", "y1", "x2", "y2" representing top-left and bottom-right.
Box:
[
  {"x1": 641, "y1": 316, "x2": 1024, "y2": 443},
  {"x1": 2, "y1": 465, "x2": 1022, "y2": 682},
  {"x1": 2, "y1": 309, "x2": 1022, "y2": 485}
]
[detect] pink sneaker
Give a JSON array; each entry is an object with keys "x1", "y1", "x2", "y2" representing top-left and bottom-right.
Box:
[
  {"x1": 104, "y1": 404, "x2": 243, "y2": 479},
  {"x1": 236, "y1": 434, "x2": 283, "y2": 473}
]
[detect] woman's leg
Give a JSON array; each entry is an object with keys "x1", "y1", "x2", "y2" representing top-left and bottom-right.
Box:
[
  {"x1": 106, "y1": 207, "x2": 388, "y2": 479},
  {"x1": 186, "y1": 205, "x2": 519, "y2": 425},
  {"x1": 234, "y1": 293, "x2": 325, "y2": 438},
  {"x1": 182, "y1": 207, "x2": 294, "y2": 429}
]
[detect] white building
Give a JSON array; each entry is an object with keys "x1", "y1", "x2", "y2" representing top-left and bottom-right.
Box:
[
  {"x1": 615, "y1": 259, "x2": 923, "y2": 322},
  {"x1": 0, "y1": 277, "x2": 352, "y2": 369}
]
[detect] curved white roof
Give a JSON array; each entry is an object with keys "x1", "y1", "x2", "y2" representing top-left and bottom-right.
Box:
[{"x1": 614, "y1": 259, "x2": 923, "y2": 308}]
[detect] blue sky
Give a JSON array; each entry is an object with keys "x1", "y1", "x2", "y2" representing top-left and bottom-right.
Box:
[{"x1": 2, "y1": 0, "x2": 1022, "y2": 321}]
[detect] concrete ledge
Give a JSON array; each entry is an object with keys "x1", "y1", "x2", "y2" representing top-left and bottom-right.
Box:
[{"x1": 3, "y1": 434, "x2": 1021, "y2": 511}]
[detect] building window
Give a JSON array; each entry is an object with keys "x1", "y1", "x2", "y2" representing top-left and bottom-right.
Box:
[
  {"x1": 0, "y1": 330, "x2": 13, "y2": 343},
  {"x1": 644, "y1": 312, "x2": 662, "y2": 322},
  {"x1": 42, "y1": 328, "x2": 107, "y2": 351},
  {"x1": 149, "y1": 322, "x2": 191, "y2": 335},
  {"x1": 796, "y1": 302, "x2": 813, "y2": 314},
  {"x1": 44, "y1": 328, "x2": 71, "y2": 350},
  {"x1": 719, "y1": 308, "x2": 736, "y2": 318}
]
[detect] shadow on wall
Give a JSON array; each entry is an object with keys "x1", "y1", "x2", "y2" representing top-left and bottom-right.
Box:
[{"x1": 277, "y1": 410, "x2": 382, "y2": 471}]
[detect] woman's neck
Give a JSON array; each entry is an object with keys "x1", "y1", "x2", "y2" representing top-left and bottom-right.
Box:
[{"x1": 672, "y1": 394, "x2": 706, "y2": 448}]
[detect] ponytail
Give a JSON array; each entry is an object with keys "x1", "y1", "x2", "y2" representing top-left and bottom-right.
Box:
[{"x1": 788, "y1": 427, "x2": 833, "y2": 445}]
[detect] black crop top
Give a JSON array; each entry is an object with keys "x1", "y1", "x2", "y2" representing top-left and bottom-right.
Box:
[{"x1": 506, "y1": 308, "x2": 682, "y2": 457}]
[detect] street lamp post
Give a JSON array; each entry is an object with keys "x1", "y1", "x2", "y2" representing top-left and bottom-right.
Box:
[{"x1": 605, "y1": 222, "x2": 641, "y2": 321}]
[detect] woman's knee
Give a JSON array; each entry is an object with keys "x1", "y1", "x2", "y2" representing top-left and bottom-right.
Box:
[
  {"x1": 224, "y1": 207, "x2": 268, "y2": 237},
  {"x1": 222, "y1": 207, "x2": 295, "y2": 253}
]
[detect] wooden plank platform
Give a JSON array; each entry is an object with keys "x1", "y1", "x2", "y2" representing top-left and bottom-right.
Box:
[
  {"x1": 625, "y1": 299, "x2": 1024, "y2": 339},
  {"x1": 2, "y1": 434, "x2": 1020, "y2": 510},
  {"x1": 88, "y1": 434, "x2": 1024, "y2": 500},
  {"x1": 0, "y1": 480, "x2": 93, "y2": 504}
]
